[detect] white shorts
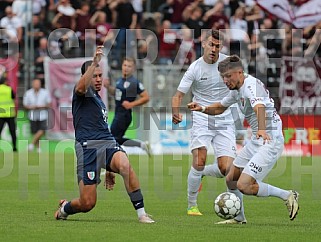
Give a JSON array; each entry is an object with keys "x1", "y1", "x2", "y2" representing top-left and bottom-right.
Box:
[
  {"x1": 234, "y1": 136, "x2": 284, "y2": 181},
  {"x1": 190, "y1": 113, "x2": 236, "y2": 158}
]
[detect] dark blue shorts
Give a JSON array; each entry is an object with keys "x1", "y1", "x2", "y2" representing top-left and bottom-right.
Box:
[{"x1": 75, "y1": 139, "x2": 125, "y2": 185}]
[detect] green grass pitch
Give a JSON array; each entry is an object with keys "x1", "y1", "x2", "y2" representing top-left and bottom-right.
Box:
[{"x1": 0, "y1": 152, "x2": 320, "y2": 241}]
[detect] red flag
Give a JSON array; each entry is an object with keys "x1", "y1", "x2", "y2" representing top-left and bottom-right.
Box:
[{"x1": 256, "y1": 0, "x2": 321, "y2": 28}]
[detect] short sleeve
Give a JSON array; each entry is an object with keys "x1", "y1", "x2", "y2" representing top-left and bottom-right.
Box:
[
  {"x1": 137, "y1": 81, "x2": 145, "y2": 95},
  {"x1": 221, "y1": 91, "x2": 237, "y2": 107},
  {"x1": 177, "y1": 65, "x2": 196, "y2": 94},
  {"x1": 243, "y1": 83, "x2": 266, "y2": 108}
]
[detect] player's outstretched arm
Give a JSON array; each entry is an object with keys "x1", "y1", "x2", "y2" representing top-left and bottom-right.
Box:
[
  {"x1": 187, "y1": 102, "x2": 227, "y2": 115},
  {"x1": 172, "y1": 91, "x2": 184, "y2": 124},
  {"x1": 75, "y1": 46, "x2": 104, "y2": 95}
]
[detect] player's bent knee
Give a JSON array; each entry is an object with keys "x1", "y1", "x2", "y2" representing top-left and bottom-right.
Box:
[
  {"x1": 118, "y1": 160, "x2": 132, "y2": 176},
  {"x1": 225, "y1": 173, "x2": 234, "y2": 184},
  {"x1": 236, "y1": 181, "x2": 248, "y2": 195},
  {"x1": 81, "y1": 201, "x2": 96, "y2": 212}
]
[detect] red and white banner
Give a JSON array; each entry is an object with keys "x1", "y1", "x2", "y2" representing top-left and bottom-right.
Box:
[
  {"x1": 256, "y1": 0, "x2": 321, "y2": 28},
  {"x1": 279, "y1": 56, "x2": 321, "y2": 156},
  {"x1": 281, "y1": 115, "x2": 321, "y2": 156},
  {"x1": 279, "y1": 57, "x2": 321, "y2": 115},
  {"x1": 44, "y1": 57, "x2": 108, "y2": 140},
  {"x1": 0, "y1": 57, "x2": 19, "y2": 111}
]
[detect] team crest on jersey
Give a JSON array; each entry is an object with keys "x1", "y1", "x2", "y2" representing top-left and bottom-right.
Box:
[
  {"x1": 87, "y1": 171, "x2": 95, "y2": 180},
  {"x1": 124, "y1": 81, "x2": 130, "y2": 89}
]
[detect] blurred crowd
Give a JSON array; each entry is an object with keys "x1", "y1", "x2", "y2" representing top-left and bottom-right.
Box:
[{"x1": 0, "y1": 0, "x2": 321, "y2": 85}]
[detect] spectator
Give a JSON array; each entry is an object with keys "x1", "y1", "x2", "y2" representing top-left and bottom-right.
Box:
[
  {"x1": 34, "y1": 37, "x2": 49, "y2": 79},
  {"x1": 177, "y1": 26, "x2": 196, "y2": 65},
  {"x1": 157, "y1": 20, "x2": 178, "y2": 65},
  {"x1": 0, "y1": 70, "x2": 17, "y2": 152},
  {"x1": 282, "y1": 27, "x2": 305, "y2": 57},
  {"x1": 157, "y1": 0, "x2": 174, "y2": 22},
  {"x1": 245, "y1": 3, "x2": 264, "y2": 39},
  {"x1": 51, "y1": 0, "x2": 76, "y2": 30},
  {"x1": 0, "y1": 0, "x2": 14, "y2": 20},
  {"x1": 28, "y1": 14, "x2": 48, "y2": 49},
  {"x1": 23, "y1": 79, "x2": 52, "y2": 152},
  {"x1": 305, "y1": 21, "x2": 321, "y2": 57},
  {"x1": 12, "y1": 0, "x2": 32, "y2": 26},
  {"x1": 169, "y1": 0, "x2": 192, "y2": 29},
  {"x1": 109, "y1": 0, "x2": 137, "y2": 67},
  {"x1": 131, "y1": 0, "x2": 143, "y2": 27},
  {"x1": 89, "y1": 11, "x2": 114, "y2": 46},
  {"x1": 229, "y1": 7, "x2": 250, "y2": 56},
  {"x1": 0, "y1": 6, "x2": 23, "y2": 43},
  {"x1": 182, "y1": 2, "x2": 207, "y2": 58},
  {"x1": 92, "y1": 0, "x2": 113, "y2": 24},
  {"x1": 32, "y1": 0, "x2": 47, "y2": 22},
  {"x1": 47, "y1": 0, "x2": 59, "y2": 24},
  {"x1": 74, "y1": 1, "x2": 93, "y2": 57},
  {"x1": 74, "y1": 2, "x2": 92, "y2": 40},
  {"x1": 204, "y1": 0, "x2": 229, "y2": 31}
]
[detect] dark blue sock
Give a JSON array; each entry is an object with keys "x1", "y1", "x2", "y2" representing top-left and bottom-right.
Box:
[
  {"x1": 129, "y1": 189, "x2": 144, "y2": 210},
  {"x1": 64, "y1": 201, "x2": 77, "y2": 215}
]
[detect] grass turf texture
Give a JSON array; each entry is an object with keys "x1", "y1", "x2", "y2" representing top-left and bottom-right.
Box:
[{"x1": 0, "y1": 152, "x2": 320, "y2": 242}]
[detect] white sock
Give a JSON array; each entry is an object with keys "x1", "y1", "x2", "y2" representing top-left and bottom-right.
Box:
[
  {"x1": 187, "y1": 166, "x2": 203, "y2": 208},
  {"x1": 257, "y1": 181, "x2": 290, "y2": 200},
  {"x1": 137, "y1": 207, "x2": 146, "y2": 218},
  {"x1": 202, "y1": 162, "x2": 224, "y2": 178},
  {"x1": 61, "y1": 205, "x2": 67, "y2": 216},
  {"x1": 228, "y1": 188, "x2": 246, "y2": 221}
]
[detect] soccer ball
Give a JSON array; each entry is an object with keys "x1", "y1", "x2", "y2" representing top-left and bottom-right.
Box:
[{"x1": 214, "y1": 192, "x2": 241, "y2": 219}]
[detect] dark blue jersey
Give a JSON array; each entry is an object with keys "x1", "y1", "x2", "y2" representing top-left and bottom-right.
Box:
[
  {"x1": 72, "y1": 87, "x2": 113, "y2": 142},
  {"x1": 114, "y1": 75, "x2": 145, "y2": 113}
]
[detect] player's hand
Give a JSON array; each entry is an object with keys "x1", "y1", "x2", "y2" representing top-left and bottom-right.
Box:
[
  {"x1": 122, "y1": 100, "x2": 133, "y2": 109},
  {"x1": 104, "y1": 171, "x2": 115, "y2": 191},
  {"x1": 93, "y1": 46, "x2": 104, "y2": 64},
  {"x1": 172, "y1": 113, "x2": 183, "y2": 124},
  {"x1": 256, "y1": 130, "x2": 271, "y2": 144},
  {"x1": 187, "y1": 102, "x2": 202, "y2": 111}
]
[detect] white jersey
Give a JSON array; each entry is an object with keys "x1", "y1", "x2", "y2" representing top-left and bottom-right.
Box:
[
  {"x1": 23, "y1": 88, "x2": 51, "y2": 121},
  {"x1": 221, "y1": 74, "x2": 282, "y2": 138},
  {"x1": 177, "y1": 54, "x2": 234, "y2": 124}
]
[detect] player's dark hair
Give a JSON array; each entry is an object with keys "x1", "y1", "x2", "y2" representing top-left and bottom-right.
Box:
[
  {"x1": 218, "y1": 55, "x2": 244, "y2": 73},
  {"x1": 204, "y1": 29, "x2": 225, "y2": 42},
  {"x1": 81, "y1": 60, "x2": 99, "y2": 75},
  {"x1": 122, "y1": 56, "x2": 136, "y2": 66}
]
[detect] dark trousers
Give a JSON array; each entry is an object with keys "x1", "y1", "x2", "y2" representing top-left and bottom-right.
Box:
[
  {"x1": 110, "y1": 111, "x2": 141, "y2": 147},
  {"x1": 0, "y1": 117, "x2": 17, "y2": 150}
]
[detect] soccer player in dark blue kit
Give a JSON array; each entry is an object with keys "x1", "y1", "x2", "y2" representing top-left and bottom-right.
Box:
[
  {"x1": 105, "y1": 57, "x2": 150, "y2": 155},
  {"x1": 54, "y1": 46, "x2": 154, "y2": 223}
]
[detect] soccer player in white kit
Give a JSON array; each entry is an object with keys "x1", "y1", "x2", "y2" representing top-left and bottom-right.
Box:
[
  {"x1": 172, "y1": 30, "x2": 244, "y2": 217},
  {"x1": 188, "y1": 55, "x2": 299, "y2": 223}
]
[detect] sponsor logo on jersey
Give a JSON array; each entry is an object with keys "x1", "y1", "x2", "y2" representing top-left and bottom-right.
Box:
[
  {"x1": 250, "y1": 98, "x2": 263, "y2": 104},
  {"x1": 87, "y1": 171, "x2": 95, "y2": 180},
  {"x1": 200, "y1": 77, "x2": 208, "y2": 80},
  {"x1": 249, "y1": 162, "x2": 262, "y2": 173}
]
